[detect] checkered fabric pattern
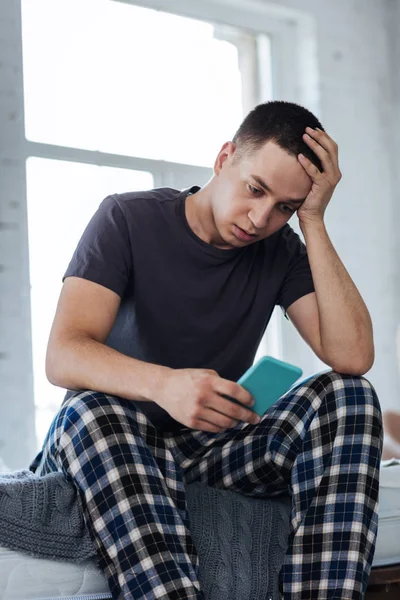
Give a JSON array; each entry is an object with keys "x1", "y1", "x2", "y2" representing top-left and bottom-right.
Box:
[{"x1": 29, "y1": 371, "x2": 383, "y2": 600}]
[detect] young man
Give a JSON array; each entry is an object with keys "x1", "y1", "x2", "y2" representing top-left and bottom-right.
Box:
[{"x1": 29, "y1": 101, "x2": 382, "y2": 599}]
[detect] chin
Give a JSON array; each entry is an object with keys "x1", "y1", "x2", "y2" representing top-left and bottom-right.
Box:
[
  {"x1": 220, "y1": 238, "x2": 239, "y2": 250},
  {"x1": 213, "y1": 231, "x2": 239, "y2": 249}
]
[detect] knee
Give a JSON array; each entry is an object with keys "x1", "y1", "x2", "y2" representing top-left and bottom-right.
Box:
[
  {"x1": 313, "y1": 370, "x2": 383, "y2": 427},
  {"x1": 59, "y1": 390, "x2": 141, "y2": 437},
  {"x1": 65, "y1": 389, "x2": 118, "y2": 412}
]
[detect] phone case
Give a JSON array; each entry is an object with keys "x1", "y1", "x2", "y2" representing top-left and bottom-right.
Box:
[{"x1": 237, "y1": 356, "x2": 303, "y2": 416}]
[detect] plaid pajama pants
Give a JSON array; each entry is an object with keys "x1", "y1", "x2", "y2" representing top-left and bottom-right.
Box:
[{"x1": 29, "y1": 370, "x2": 383, "y2": 600}]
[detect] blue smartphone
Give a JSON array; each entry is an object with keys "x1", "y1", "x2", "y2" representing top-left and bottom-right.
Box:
[{"x1": 237, "y1": 356, "x2": 303, "y2": 416}]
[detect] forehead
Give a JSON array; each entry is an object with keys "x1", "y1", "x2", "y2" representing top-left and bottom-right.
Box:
[{"x1": 239, "y1": 140, "x2": 312, "y2": 198}]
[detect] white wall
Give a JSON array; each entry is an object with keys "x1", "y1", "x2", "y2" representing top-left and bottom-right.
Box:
[
  {"x1": 0, "y1": 0, "x2": 36, "y2": 469},
  {"x1": 0, "y1": 0, "x2": 399, "y2": 469},
  {"x1": 269, "y1": 0, "x2": 400, "y2": 410},
  {"x1": 387, "y1": 0, "x2": 400, "y2": 377}
]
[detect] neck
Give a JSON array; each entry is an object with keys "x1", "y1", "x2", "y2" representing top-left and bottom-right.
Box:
[{"x1": 185, "y1": 178, "x2": 221, "y2": 246}]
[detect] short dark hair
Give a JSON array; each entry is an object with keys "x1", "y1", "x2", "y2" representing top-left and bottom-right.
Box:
[{"x1": 232, "y1": 100, "x2": 324, "y2": 172}]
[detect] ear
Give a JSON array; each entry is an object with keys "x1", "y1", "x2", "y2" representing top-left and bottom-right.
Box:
[{"x1": 213, "y1": 141, "x2": 236, "y2": 175}]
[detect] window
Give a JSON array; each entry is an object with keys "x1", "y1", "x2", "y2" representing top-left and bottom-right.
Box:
[
  {"x1": 21, "y1": 0, "x2": 271, "y2": 167},
  {"x1": 26, "y1": 158, "x2": 154, "y2": 444},
  {"x1": 21, "y1": 0, "x2": 274, "y2": 448}
]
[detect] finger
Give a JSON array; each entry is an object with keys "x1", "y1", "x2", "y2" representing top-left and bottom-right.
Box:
[
  {"x1": 304, "y1": 129, "x2": 339, "y2": 175},
  {"x1": 216, "y1": 379, "x2": 254, "y2": 407},
  {"x1": 314, "y1": 129, "x2": 341, "y2": 175},
  {"x1": 299, "y1": 144, "x2": 337, "y2": 180},
  {"x1": 193, "y1": 418, "x2": 225, "y2": 433},
  {"x1": 303, "y1": 135, "x2": 336, "y2": 176},
  {"x1": 314, "y1": 128, "x2": 339, "y2": 154},
  {"x1": 306, "y1": 127, "x2": 338, "y2": 155},
  {"x1": 214, "y1": 393, "x2": 260, "y2": 425},
  {"x1": 298, "y1": 153, "x2": 323, "y2": 179},
  {"x1": 302, "y1": 133, "x2": 333, "y2": 171},
  {"x1": 198, "y1": 406, "x2": 240, "y2": 430}
]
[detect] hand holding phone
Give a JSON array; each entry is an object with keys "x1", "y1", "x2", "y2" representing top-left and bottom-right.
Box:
[
  {"x1": 237, "y1": 356, "x2": 303, "y2": 417},
  {"x1": 157, "y1": 367, "x2": 260, "y2": 432}
]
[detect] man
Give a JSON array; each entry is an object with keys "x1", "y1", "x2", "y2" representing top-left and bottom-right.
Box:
[{"x1": 29, "y1": 101, "x2": 383, "y2": 599}]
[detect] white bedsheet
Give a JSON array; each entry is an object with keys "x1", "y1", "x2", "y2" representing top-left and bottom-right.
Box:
[
  {"x1": 373, "y1": 460, "x2": 400, "y2": 566},
  {"x1": 0, "y1": 549, "x2": 111, "y2": 600}
]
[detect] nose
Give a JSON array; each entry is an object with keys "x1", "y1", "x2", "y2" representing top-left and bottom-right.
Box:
[{"x1": 248, "y1": 200, "x2": 274, "y2": 230}]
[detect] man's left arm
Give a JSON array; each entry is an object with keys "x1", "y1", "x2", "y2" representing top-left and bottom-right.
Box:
[{"x1": 286, "y1": 127, "x2": 374, "y2": 376}]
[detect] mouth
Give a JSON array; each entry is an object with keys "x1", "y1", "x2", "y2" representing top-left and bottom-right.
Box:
[{"x1": 234, "y1": 225, "x2": 257, "y2": 242}]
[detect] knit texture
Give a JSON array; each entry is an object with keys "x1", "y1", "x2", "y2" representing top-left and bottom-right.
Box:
[
  {"x1": 0, "y1": 469, "x2": 95, "y2": 562},
  {"x1": 186, "y1": 483, "x2": 291, "y2": 600},
  {"x1": 0, "y1": 470, "x2": 291, "y2": 600}
]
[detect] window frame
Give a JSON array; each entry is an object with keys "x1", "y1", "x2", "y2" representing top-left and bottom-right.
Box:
[{"x1": 24, "y1": 0, "x2": 320, "y2": 172}]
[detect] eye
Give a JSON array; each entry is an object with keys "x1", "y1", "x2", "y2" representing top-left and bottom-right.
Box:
[
  {"x1": 277, "y1": 203, "x2": 295, "y2": 214},
  {"x1": 247, "y1": 184, "x2": 263, "y2": 196}
]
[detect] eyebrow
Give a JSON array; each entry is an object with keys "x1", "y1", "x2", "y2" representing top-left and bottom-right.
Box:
[{"x1": 251, "y1": 175, "x2": 306, "y2": 204}]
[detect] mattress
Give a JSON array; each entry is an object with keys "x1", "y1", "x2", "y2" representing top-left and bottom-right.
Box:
[
  {"x1": 1, "y1": 462, "x2": 399, "y2": 599},
  {"x1": 0, "y1": 549, "x2": 111, "y2": 600},
  {"x1": 372, "y1": 460, "x2": 400, "y2": 567}
]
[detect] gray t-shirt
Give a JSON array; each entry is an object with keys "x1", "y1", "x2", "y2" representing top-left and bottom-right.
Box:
[{"x1": 63, "y1": 186, "x2": 315, "y2": 432}]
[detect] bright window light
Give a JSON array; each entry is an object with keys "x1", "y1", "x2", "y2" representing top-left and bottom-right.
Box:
[
  {"x1": 21, "y1": 0, "x2": 245, "y2": 167},
  {"x1": 26, "y1": 157, "x2": 153, "y2": 445}
]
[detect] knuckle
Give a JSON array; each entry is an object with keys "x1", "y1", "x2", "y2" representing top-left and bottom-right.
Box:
[
  {"x1": 206, "y1": 369, "x2": 218, "y2": 377},
  {"x1": 194, "y1": 393, "x2": 206, "y2": 406},
  {"x1": 191, "y1": 408, "x2": 200, "y2": 420},
  {"x1": 188, "y1": 409, "x2": 198, "y2": 425},
  {"x1": 227, "y1": 382, "x2": 238, "y2": 396},
  {"x1": 237, "y1": 386, "x2": 251, "y2": 403},
  {"x1": 244, "y1": 391, "x2": 253, "y2": 405},
  {"x1": 239, "y1": 396, "x2": 250, "y2": 408},
  {"x1": 244, "y1": 408, "x2": 255, "y2": 421},
  {"x1": 223, "y1": 417, "x2": 236, "y2": 428},
  {"x1": 204, "y1": 373, "x2": 216, "y2": 386},
  {"x1": 238, "y1": 408, "x2": 248, "y2": 421}
]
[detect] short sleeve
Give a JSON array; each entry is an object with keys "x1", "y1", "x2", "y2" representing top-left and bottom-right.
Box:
[
  {"x1": 63, "y1": 195, "x2": 132, "y2": 297},
  {"x1": 275, "y1": 227, "x2": 315, "y2": 315}
]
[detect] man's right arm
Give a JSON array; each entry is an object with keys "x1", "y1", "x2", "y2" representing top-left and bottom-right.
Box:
[
  {"x1": 47, "y1": 276, "x2": 259, "y2": 431},
  {"x1": 46, "y1": 276, "x2": 172, "y2": 402}
]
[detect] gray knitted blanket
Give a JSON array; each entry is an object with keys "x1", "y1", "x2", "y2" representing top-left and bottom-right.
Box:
[
  {"x1": 0, "y1": 469, "x2": 291, "y2": 600},
  {"x1": 0, "y1": 469, "x2": 95, "y2": 562}
]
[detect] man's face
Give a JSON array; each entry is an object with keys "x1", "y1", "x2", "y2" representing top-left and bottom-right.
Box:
[{"x1": 210, "y1": 140, "x2": 313, "y2": 249}]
